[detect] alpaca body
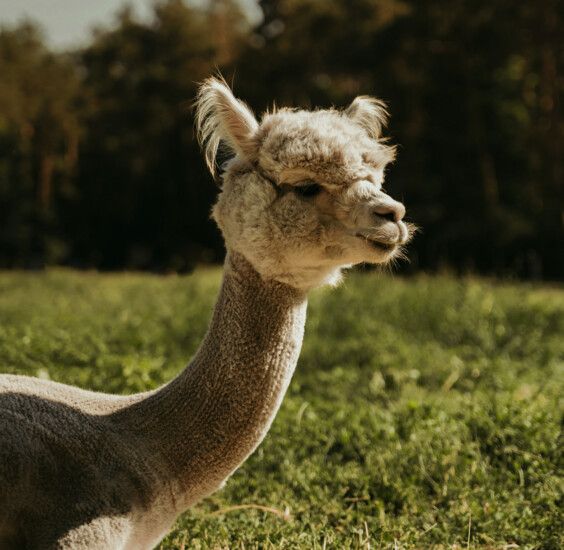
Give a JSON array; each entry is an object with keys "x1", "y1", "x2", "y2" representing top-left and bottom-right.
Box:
[
  {"x1": 0, "y1": 253, "x2": 306, "y2": 548},
  {"x1": 0, "y1": 377, "x2": 176, "y2": 549},
  {"x1": 0, "y1": 78, "x2": 412, "y2": 547}
]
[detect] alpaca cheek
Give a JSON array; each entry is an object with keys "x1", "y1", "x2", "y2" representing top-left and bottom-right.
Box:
[
  {"x1": 211, "y1": 203, "x2": 233, "y2": 245},
  {"x1": 324, "y1": 245, "x2": 345, "y2": 259}
]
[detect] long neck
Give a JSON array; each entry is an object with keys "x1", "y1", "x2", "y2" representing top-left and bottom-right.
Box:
[{"x1": 121, "y1": 252, "x2": 307, "y2": 506}]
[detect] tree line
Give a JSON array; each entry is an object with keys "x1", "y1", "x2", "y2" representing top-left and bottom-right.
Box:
[{"x1": 0, "y1": 0, "x2": 562, "y2": 278}]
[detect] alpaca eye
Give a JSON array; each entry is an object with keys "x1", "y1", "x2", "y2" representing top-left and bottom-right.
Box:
[{"x1": 294, "y1": 181, "x2": 322, "y2": 198}]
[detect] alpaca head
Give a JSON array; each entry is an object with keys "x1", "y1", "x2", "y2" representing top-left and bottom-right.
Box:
[{"x1": 195, "y1": 77, "x2": 414, "y2": 290}]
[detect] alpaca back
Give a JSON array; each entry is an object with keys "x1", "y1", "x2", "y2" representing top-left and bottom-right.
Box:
[{"x1": 0, "y1": 375, "x2": 166, "y2": 548}]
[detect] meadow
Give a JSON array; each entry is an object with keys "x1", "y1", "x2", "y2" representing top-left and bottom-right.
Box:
[{"x1": 0, "y1": 268, "x2": 561, "y2": 549}]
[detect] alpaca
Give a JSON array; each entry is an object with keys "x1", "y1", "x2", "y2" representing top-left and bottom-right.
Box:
[{"x1": 0, "y1": 78, "x2": 413, "y2": 549}]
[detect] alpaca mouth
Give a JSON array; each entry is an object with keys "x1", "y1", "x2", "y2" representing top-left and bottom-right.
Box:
[{"x1": 356, "y1": 234, "x2": 398, "y2": 252}]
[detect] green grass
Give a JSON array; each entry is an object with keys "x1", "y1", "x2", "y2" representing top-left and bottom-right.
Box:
[{"x1": 0, "y1": 269, "x2": 562, "y2": 549}]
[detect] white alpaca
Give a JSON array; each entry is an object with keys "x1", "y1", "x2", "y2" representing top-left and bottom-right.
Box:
[{"x1": 0, "y1": 78, "x2": 412, "y2": 548}]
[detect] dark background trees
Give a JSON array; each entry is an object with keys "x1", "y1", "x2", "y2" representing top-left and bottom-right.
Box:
[{"x1": 0, "y1": 0, "x2": 562, "y2": 278}]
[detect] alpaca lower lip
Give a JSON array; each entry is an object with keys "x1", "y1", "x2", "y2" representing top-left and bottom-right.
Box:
[{"x1": 356, "y1": 234, "x2": 397, "y2": 251}]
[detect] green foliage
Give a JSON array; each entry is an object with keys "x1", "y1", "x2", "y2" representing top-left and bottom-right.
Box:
[
  {"x1": 1, "y1": 269, "x2": 561, "y2": 547},
  {"x1": 71, "y1": 1, "x2": 250, "y2": 269},
  {"x1": 0, "y1": 23, "x2": 81, "y2": 266},
  {"x1": 0, "y1": 0, "x2": 563, "y2": 276}
]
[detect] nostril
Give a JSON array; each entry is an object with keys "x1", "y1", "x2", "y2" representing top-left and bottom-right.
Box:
[
  {"x1": 373, "y1": 209, "x2": 397, "y2": 223},
  {"x1": 380, "y1": 211, "x2": 396, "y2": 222}
]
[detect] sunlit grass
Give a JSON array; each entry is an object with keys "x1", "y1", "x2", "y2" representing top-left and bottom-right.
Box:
[{"x1": 0, "y1": 268, "x2": 562, "y2": 548}]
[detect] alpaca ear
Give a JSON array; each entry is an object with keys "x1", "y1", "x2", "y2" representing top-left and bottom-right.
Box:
[
  {"x1": 195, "y1": 77, "x2": 259, "y2": 176},
  {"x1": 345, "y1": 96, "x2": 389, "y2": 139}
]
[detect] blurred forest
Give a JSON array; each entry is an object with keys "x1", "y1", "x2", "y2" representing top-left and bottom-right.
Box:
[{"x1": 0, "y1": 0, "x2": 562, "y2": 278}]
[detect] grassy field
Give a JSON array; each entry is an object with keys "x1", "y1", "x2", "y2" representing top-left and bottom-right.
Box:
[{"x1": 0, "y1": 268, "x2": 562, "y2": 549}]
